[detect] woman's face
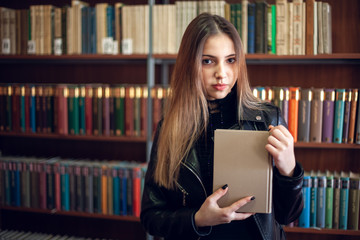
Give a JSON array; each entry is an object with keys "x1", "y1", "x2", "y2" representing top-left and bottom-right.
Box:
[{"x1": 201, "y1": 33, "x2": 238, "y2": 100}]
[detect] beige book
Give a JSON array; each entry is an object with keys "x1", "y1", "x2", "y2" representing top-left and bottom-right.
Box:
[
  {"x1": 213, "y1": 129, "x2": 272, "y2": 213},
  {"x1": 276, "y1": 0, "x2": 288, "y2": 55}
]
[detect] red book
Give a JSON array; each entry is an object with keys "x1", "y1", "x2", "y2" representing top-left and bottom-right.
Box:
[
  {"x1": 132, "y1": 166, "x2": 141, "y2": 217},
  {"x1": 85, "y1": 85, "x2": 93, "y2": 135},
  {"x1": 56, "y1": 85, "x2": 68, "y2": 135},
  {"x1": 53, "y1": 161, "x2": 61, "y2": 211},
  {"x1": 125, "y1": 86, "x2": 135, "y2": 136},
  {"x1": 152, "y1": 86, "x2": 164, "y2": 134},
  {"x1": 141, "y1": 86, "x2": 148, "y2": 137},
  {"x1": 288, "y1": 87, "x2": 300, "y2": 142},
  {"x1": 102, "y1": 86, "x2": 110, "y2": 136}
]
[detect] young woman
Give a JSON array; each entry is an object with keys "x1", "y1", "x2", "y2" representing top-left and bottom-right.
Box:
[{"x1": 140, "y1": 13, "x2": 304, "y2": 240}]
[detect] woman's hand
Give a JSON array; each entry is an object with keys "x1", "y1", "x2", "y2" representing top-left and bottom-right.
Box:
[
  {"x1": 266, "y1": 125, "x2": 296, "y2": 177},
  {"x1": 194, "y1": 185, "x2": 254, "y2": 227}
]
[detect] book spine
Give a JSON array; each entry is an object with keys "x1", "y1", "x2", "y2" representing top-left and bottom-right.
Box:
[
  {"x1": 298, "y1": 175, "x2": 311, "y2": 228},
  {"x1": 102, "y1": 86, "x2": 110, "y2": 136},
  {"x1": 112, "y1": 167, "x2": 120, "y2": 215},
  {"x1": 247, "y1": 3, "x2": 255, "y2": 54},
  {"x1": 114, "y1": 86, "x2": 125, "y2": 136},
  {"x1": 316, "y1": 176, "x2": 326, "y2": 228},
  {"x1": 132, "y1": 166, "x2": 141, "y2": 218},
  {"x1": 339, "y1": 177, "x2": 350, "y2": 229},
  {"x1": 333, "y1": 176, "x2": 341, "y2": 229},
  {"x1": 325, "y1": 176, "x2": 334, "y2": 228},
  {"x1": 342, "y1": 89, "x2": 351, "y2": 143},
  {"x1": 310, "y1": 88, "x2": 324, "y2": 142},
  {"x1": 347, "y1": 89, "x2": 358, "y2": 143},
  {"x1": 322, "y1": 89, "x2": 335, "y2": 143},
  {"x1": 288, "y1": 87, "x2": 299, "y2": 142},
  {"x1": 348, "y1": 177, "x2": 360, "y2": 230},
  {"x1": 79, "y1": 86, "x2": 86, "y2": 135},
  {"x1": 333, "y1": 89, "x2": 346, "y2": 143},
  {"x1": 310, "y1": 176, "x2": 318, "y2": 227},
  {"x1": 107, "y1": 166, "x2": 113, "y2": 215},
  {"x1": 298, "y1": 88, "x2": 311, "y2": 142},
  {"x1": 85, "y1": 85, "x2": 93, "y2": 135}
]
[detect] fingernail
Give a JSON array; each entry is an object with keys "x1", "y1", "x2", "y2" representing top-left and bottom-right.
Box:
[
  {"x1": 250, "y1": 196, "x2": 255, "y2": 201},
  {"x1": 222, "y1": 184, "x2": 228, "y2": 190}
]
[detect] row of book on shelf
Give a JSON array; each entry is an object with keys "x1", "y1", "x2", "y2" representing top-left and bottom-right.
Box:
[
  {"x1": 0, "y1": 155, "x2": 148, "y2": 217},
  {"x1": 0, "y1": 229, "x2": 114, "y2": 240},
  {"x1": 0, "y1": 84, "x2": 170, "y2": 137},
  {"x1": 296, "y1": 170, "x2": 360, "y2": 231},
  {"x1": 252, "y1": 87, "x2": 360, "y2": 144},
  {"x1": 0, "y1": 0, "x2": 331, "y2": 55}
]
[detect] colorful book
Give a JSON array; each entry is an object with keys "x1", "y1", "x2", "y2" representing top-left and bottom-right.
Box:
[
  {"x1": 339, "y1": 172, "x2": 350, "y2": 229},
  {"x1": 322, "y1": 89, "x2": 335, "y2": 143},
  {"x1": 332, "y1": 171, "x2": 341, "y2": 229},
  {"x1": 310, "y1": 88, "x2": 324, "y2": 142},
  {"x1": 298, "y1": 173, "x2": 311, "y2": 228},
  {"x1": 310, "y1": 171, "x2": 318, "y2": 227},
  {"x1": 348, "y1": 89, "x2": 358, "y2": 143},
  {"x1": 288, "y1": 87, "x2": 300, "y2": 142},
  {"x1": 114, "y1": 85, "x2": 125, "y2": 136},
  {"x1": 342, "y1": 89, "x2": 351, "y2": 143},
  {"x1": 325, "y1": 171, "x2": 334, "y2": 229},
  {"x1": 333, "y1": 89, "x2": 345, "y2": 143},
  {"x1": 348, "y1": 172, "x2": 360, "y2": 230},
  {"x1": 316, "y1": 173, "x2": 326, "y2": 228},
  {"x1": 298, "y1": 88, "x2": 311, "y2": 142}
]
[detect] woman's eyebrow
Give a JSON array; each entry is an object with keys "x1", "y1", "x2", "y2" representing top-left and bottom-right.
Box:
[{"x1": 202, "y1": 53, "x2": 236, "y2": 58}]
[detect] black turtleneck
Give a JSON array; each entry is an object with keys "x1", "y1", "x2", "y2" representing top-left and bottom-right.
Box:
[{"x1": 195, "y1": 88, "x2": 262, "y2": 240}]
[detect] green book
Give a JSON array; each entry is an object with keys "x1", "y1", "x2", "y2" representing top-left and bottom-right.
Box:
[
  {"x1": 348, "y1": 172, "x2": 360, "y2": 230},
  {"x1": 114, "y1": 86, "x2": 125, "y2": 136},
  {"x1": 68, "y1": 86, "x2": 79, "y2": 135},
  {"x1": 325, "y1": 172, "x2": 334, "y2": 229},
  {"x1": 271, "y1": 4, "x2": 276, "y2": 54},
  {"x1": 133, "y1": 86, "x2": 141, "y2": 137}
]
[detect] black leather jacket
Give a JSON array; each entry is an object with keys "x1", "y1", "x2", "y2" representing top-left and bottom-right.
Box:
[{"x1": 141, "y1": 104, "x2": 304, "y2": 240}]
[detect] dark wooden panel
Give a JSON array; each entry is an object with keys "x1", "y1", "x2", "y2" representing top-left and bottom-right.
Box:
[
  {"x1": 0, "y1": 209, "x2": 146, "y2": 240},
  {"x1": 0, "y1": 136, "x2": 147, "y2": 161},
  {"x1": 248, "y1": 64, "x2": 360, "y2": 89}
]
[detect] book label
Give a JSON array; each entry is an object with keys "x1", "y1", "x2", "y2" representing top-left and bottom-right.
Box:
[
  {"x1": 27, "y1": 40, "x2": 36, "y2": 54},
  {"x1": 54, "y1": 38, "x2": 63, "y2": 55},
  {"x1": 122, "y1": 38, "x2": 133, "y2": 55},
  {"x1": 2, "y1": 38, "x2": 10, "y2": 54}
]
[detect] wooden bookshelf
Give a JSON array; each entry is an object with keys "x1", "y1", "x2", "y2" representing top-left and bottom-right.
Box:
[{"x1": 0, "y1": 0, "x2": 360, "y2": 240}]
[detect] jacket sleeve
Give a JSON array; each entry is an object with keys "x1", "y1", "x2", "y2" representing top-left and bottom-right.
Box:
[
  {"x1": 140, "y1": 122, "x2": 211, "y2": 239},
  {"x1": 271, "y1": 105, "x2": 304, "y2": 225}
]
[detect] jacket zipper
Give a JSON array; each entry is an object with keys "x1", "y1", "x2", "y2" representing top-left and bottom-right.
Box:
[
  {"x1": 175, "y1": 182, "x2": 189, "y2": 206},
  {"x1": 181, "y1": 162, "x2": 208, "y2": 199}
]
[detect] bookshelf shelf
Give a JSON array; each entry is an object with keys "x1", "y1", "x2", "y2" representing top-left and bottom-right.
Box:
[
  {"x1": 0, "y1": 206, "x2": 140, "y2": 222},
  {"x1": 154, "y1": 53, "x2": 360, "y2": 64},
  {"x1": 295, "y1": 142, "x2": 360, "y2": 150},
  {"x1": 284, "y1": 227, "x2": 360, "y2": 236},
  {"x1": 0, "y1": 132, "x2": 146, "y2": 143}
]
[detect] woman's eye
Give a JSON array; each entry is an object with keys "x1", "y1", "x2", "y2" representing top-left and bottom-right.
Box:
[
  {"x1": 227, "y1": 58, "x2": 236, "y2": 63},
  {"x1": 202, "y1": 59, "x2": 213, "y2": 65}
]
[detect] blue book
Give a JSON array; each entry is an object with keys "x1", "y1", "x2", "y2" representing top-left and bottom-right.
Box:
[
  {"x1": 106, "y1": 5, "x2": 115, "y2": 38},
  {"x1": 247, "y1": 3, "x2": 256, "y2": 54},
  {"x1": 61, "y1": 162, "x2": 70, "y2": 211},
  {"x1": 339, "y1": 173, "x2": 350, "y2": 229},
  {"x1": 119, "y1": 166, "x2": 127, "y2": 216},
  {"x1": 29, "y1": 85, "x2": 36, "y2": 133},
  {"x1": 316, "y1": 174, "x2": 326, "y2": 228},
  {"x1": 310, "y1": 173, "x2": 318, "y2": 227},
  {"x1": 298, "y1": 174, "x2": 311, "y2": 228},
  {"x1": 14, "y1": 161, "x2": 21, "y2": 207},
  {"x1": 112, "y1": 166, "x2": 120, "y2": 215},
  {"x1": 90, "y1": 7, "x2": 97, "y2": 54},
  {"x1": 81, "y1": 6, "x2": 88, "y2": 54},
  {"x1": 333, "y1": 89, "x2": 345, "y2": 143}
]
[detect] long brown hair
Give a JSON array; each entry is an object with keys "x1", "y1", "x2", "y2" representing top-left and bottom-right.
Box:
[{"x1": 154, "y1": 13, "x2": 261, "y2": 189}]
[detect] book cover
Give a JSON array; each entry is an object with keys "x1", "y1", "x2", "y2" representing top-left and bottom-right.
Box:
[
  {"x1": 85, "y1": 85, "x2": 93, "y2": 135},
  {"x1": 333, "y1": 171, "x2": 341, "y2": 229},
  {"x1": 310, "y1": 88, "x2": 324, "y2": 142},
  {"x1": 288, "y1": 87, "x2": 300, "y2": 142},
  {"x1": 339, "y1": 172, "x2": 350, "y2": 229},
  {"x1": 305, "y1": 0, "x2": 315, "y2": 55},
  {"x1": 114, "y1": 85, "x2": 125, "y2": 136},
  {"x1": 125, "y1": 86, "x2": 135, "y2": 137},
  {"x1": 93, "y1": 86, "x2": 103, "y2": 136},
  {"x1": 342, "y1": 89, "x2": 351, "y2": 143},
  {"x1": 213, "y1": 129, "x2": 272, "y2": 213},
  {"x1": 68, "y1": 86, "x2": 79, "y2": 135},
  {"x1": 132, "y1": 165, "x2": 142, "y2": 217},
  {"x1": 79, "y1": 86, "x2": 86, "y2": 135},
  {"x1": 247, "y1": 3, "x2": 255, "y2": 54},
  {"x1": 310, "y1": 172, "x2": 318, "y2": 227},
  {"x1": 83, "y1": 164, "x2": 93, "y2": 213},
  {"x1": 333, "y1": 89, "x2": 345, "y2": 143},
  {"x1": 60, "y1": 162, "x2": 70, "y2": 211},
  {"x1": 297, "y1": 88, "x2": 311, "y2": 142},
  {"x1": 275, "y1": 0, "x2": 288, "y2": 55},
  {"x1": 325, "y1": 172, "x2": 334, "y2": 229},
  {"x1": 348, "y1": 89, "x2": 358, "y2": 143},
  {"x1": 112, "y1": 165, "x2": 120, "y2": 215},
  {"x1": 348, "y1": 172, "x2": 360, "y2": 230},
  {"x1": 316, "y1": 173, "x2": 326, "y2": 228},
  {"x1": 322, "y1": 89, "x2": 335, "y2": 143},
  {"x1": 102, "y1": 86, "x2": 110, "y2": 136},
  {"x1": 133, "y1": 86, "x2": 142, "y2": 137},
  {"x1": 298, "y1": 173, "x2": 311, "y2": 228}
]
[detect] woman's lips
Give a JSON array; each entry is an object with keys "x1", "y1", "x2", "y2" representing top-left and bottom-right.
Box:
[{"x1": 212, "y1": 84, "x2": 227, "y2": 91}]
